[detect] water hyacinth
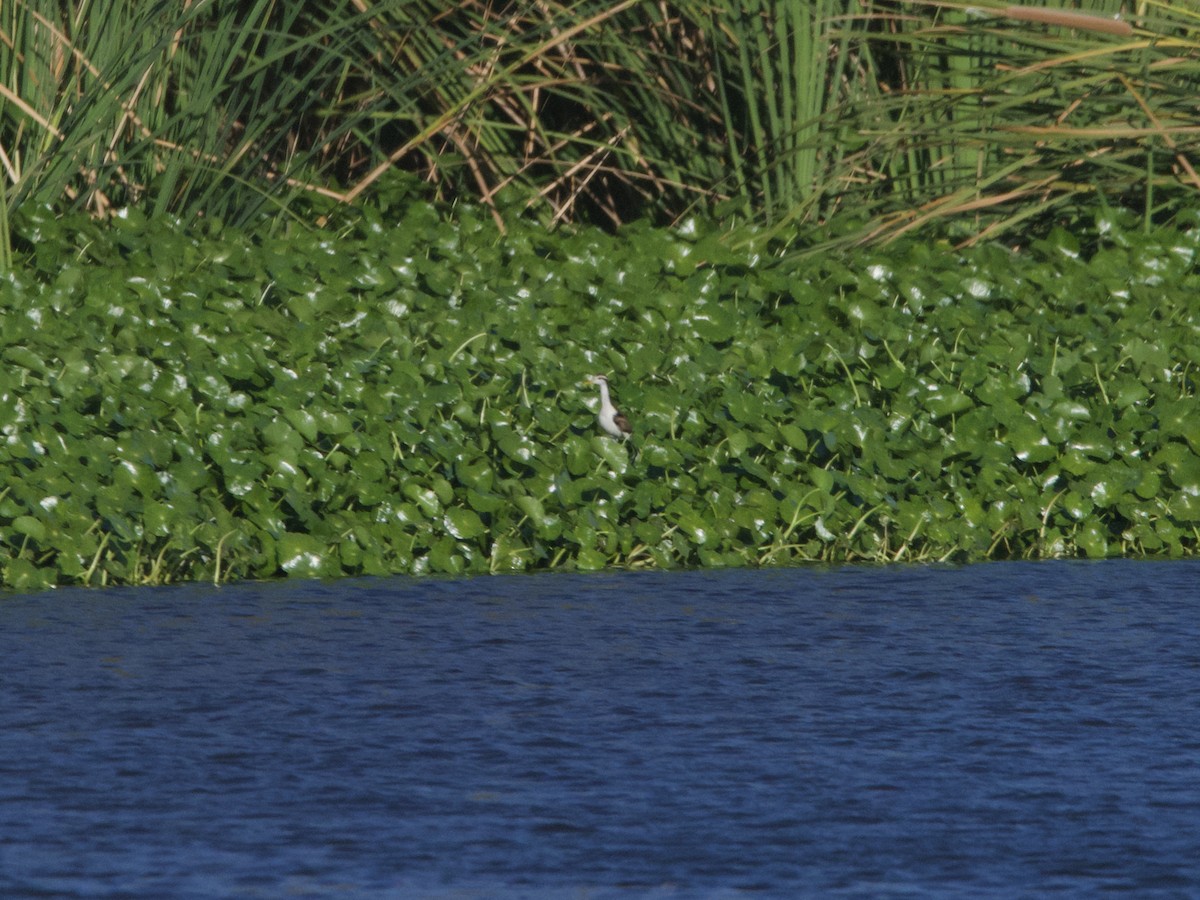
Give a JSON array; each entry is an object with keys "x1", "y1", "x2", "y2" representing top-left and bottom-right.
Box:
[{"x1": 4, "y1": 204, "x2": 1200, "y2": 590}]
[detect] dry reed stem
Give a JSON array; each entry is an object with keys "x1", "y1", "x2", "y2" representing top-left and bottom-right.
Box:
[
  {"x1": 337, "y1": 0, "x2": 643, "y2": 208},
  {"x1": 1002, "y1": 5, "x2": 1133, "y2": 37}
]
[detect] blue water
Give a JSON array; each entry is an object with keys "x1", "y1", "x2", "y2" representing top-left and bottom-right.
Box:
[{"x1": 2, "y1": 560, "x2": 1200, "y2": 898}]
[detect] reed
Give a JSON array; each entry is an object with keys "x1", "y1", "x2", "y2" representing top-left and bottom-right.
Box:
[
  {"x1": 822, "y1": 0, "x2": 1200, "y2": 246},
  {"x1": 3, "y1": 0, "x2": 1200, "y2": 257}
]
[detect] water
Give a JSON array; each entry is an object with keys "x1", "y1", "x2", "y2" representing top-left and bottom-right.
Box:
[{"x1": 2, "y1": 560, "x2": 1200, "y2": 898}]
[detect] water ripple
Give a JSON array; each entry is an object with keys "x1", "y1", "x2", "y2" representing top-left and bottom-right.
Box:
[{"x1": 2, "y1": 559, "x2": 1200, "y2": 897}]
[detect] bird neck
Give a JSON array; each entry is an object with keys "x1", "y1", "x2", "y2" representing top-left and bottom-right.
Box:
[{"x1": 597, "y1": 380, "x2": 613, "y2": 409}]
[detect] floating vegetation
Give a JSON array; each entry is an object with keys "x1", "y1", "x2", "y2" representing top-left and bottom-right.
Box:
[{"x1": 3, "y1": 203, "x2": 1200, "y2": 590}]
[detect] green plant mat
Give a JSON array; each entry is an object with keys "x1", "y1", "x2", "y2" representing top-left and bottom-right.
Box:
[{"x1": 2, "y1": 202, "x2": 1199, "y2": 590}]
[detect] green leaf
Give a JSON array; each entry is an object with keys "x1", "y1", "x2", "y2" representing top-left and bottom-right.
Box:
[
  {"x1": 778, "y1": 423, "x2": 808, "y2": 452},
  {"x1": 1076, "y1": 521, "x2": 1109, "y2": 559},
  {"x1": 666, "y1": 500, "x2": 710, "y2": 546},
  {"x1": 283, "y1": 407, "x2": 319, "y2": 443},
  {"x1": 1007, "y1": 417, "x2": 1056, "y2": 463},
  {"x1": 726, "y1": 429, "x2": 752, "y2": 458},
  {"x1": 277, "y1": 532, "x2": 334, "y2": 578},
  {"x1": 428, "y1": 537, "x2": 464, "y2": 574},
  {"x1": 575, "y1": 546, "x2": 608, "y2": 571},
  {"x1": 444, "y1": 507, "x2": 486, "y2": 540},
  {"x1": 592, "y1": 437, "x2": 630, "y2": 473},
  {"x1": 403, "y1": 484, "x2": 442, "y2": 518},
  {"x1": 925, "y1": 387, "x2": 972, "y2": 420},
  {"x1": 11, "y1": 515, "x2": 46, "y2": 541},
  {"x1": 4, "y1": 557, "x2": 57, "y2": 591}
]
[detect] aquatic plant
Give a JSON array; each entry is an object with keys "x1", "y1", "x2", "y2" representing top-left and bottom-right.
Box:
[{"x1": 3, "y1": 201, "x2": 1200, "y2": 590}]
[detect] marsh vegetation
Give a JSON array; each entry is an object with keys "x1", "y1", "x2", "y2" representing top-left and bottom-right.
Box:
[{"x1": 3, "y1": 1, "x2": 1199, "y2": 587}]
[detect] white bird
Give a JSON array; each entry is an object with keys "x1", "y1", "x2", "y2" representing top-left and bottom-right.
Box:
[{"x1": 585, "y1": 374, "x2": 632, "y2": 440}]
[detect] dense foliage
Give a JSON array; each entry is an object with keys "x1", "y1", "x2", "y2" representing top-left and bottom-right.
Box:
[
  {"x1": 3, "y1": 200, "x2": 1200, "y2": 590},
  {"x1": 4, "y1": 0, "x2": 1200, "y2": 247}
]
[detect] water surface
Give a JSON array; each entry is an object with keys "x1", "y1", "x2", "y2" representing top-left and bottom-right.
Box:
[{"x1": 2, "y1": 560, "x2": 1199, "y2": 897}]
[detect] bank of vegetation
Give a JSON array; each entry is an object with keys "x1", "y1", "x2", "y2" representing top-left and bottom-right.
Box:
[
  {"x1": 3, "y1": 1, "x2": 1198, "y2": 245},
  {"x1": 3, "y1": 202, "x2": 1200, "y2": 589},
  {"x1": 4, "y1": 0, "x2": 1200, "y2": 588}
]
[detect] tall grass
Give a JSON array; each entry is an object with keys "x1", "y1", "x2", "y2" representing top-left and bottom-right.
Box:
[
  {"x1": 3, "y1": 0, "x2": 1200, "y2": 261},
  {"x1": 0, "y1": 0, "x2": 348, "y2": 224},
  {"x1": 819, "y1": 0, "x2": 1200, "y2": 247},
  {"x1": 716, "y1": 0, "x2": 849, "y2": 222}
]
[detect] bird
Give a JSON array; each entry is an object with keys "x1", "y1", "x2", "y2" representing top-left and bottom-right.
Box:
[{"x1": 585, "y1": 374, "x2": 632, "y2": 440}]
